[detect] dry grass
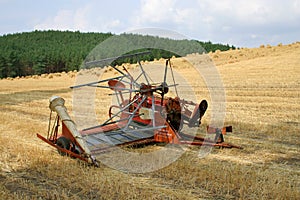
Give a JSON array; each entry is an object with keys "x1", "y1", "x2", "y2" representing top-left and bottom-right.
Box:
[{"x1": 0, "y1": 43, "x2": 300, "y2": 199}]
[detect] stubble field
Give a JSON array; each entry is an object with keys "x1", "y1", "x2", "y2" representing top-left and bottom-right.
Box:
[{"x1": 0, "y1": 43, "x2": 299, "y2": 199}]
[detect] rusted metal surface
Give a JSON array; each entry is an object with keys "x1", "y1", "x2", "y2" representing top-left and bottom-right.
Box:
[{"x1": 37, "y1": 55, "x2": 242, "y2": 166}]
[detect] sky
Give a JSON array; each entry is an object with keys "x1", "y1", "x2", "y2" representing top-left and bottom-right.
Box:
[{"x1": 0, "y1": 0, "x2": 299, "y2": 47}]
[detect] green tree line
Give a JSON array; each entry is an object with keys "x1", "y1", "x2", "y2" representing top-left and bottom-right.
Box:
[{"x1": 0, "y1": 30, "x2": 235, "y2": 78}]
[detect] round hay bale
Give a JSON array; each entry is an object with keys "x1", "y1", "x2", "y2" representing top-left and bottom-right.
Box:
[
  {"x1": 69, "y1": 73, "x2": 75, "y2": 78},
  {"x1": 96, "y1": 71, "x2": 102, "y2": 77},
  {"x1": 78, "y1": 71, "x2": 83, "y2": 75}
]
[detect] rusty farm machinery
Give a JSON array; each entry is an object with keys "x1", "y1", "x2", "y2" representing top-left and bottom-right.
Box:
[{"x1": 37, "y1": 52, "x2": 242, "y2": 166}]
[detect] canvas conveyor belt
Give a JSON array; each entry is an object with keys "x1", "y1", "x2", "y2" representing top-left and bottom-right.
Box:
[{"x1": 81, "y1": 122, "x2": 155, "y2": 154}]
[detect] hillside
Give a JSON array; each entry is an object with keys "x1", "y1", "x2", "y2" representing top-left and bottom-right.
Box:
[
  {"x1": 0, "y1": 42, "x2": 299, "y2": 199},
  {"x1": 0, "y1": 30, "x2": 234, "y2": 79}
]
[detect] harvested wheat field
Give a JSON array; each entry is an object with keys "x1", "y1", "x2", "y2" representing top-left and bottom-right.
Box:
[{"x1": 0, "y1": 43, "x2": 300, "y2": 199}]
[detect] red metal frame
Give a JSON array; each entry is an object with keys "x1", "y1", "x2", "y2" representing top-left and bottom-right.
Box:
[
  {"x1": 37, "y1": 57, "x2": 242, "y2": 166},
  {"x1": 37, "y1": 133, "x2": 89, "y2": 162}
]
